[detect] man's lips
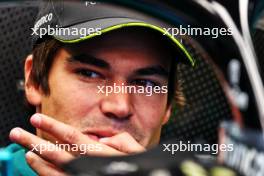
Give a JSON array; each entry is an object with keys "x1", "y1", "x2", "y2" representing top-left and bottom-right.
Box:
[
  {"x1": 86, "y1": 134, "x2": 100, "y2": 141},
  {"x1": 82, "y1": 129, "x2": 118, "y2": 142}
]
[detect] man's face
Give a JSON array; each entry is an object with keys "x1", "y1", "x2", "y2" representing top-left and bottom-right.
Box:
[{"x1": 29, "y1": 29, "x2": 172, "y2": 148}]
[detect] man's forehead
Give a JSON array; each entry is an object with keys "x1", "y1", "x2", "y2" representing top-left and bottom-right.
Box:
[
  {"x1": 64, "y1": 27, "x2": 173, "y2": 55},
  {"x1": 61, "y1": 30, "x2": 172, "y2": 72}
]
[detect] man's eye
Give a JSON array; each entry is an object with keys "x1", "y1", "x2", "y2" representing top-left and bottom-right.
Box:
[
  {"x1": 76, "y1": 69, "x2": 101, "y2": 78},
  {"x1": 132, "y1": 79, "x2": 157, "y2": 87}
]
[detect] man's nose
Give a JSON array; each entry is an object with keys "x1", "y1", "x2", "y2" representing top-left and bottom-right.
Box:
[{"x1": 100, "y1": 89, "x2": 132, "y2": 120}]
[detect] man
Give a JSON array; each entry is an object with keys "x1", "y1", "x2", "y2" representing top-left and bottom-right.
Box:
[{"x1": 6, "y1": 1, "x2": 194, "y2": 175}]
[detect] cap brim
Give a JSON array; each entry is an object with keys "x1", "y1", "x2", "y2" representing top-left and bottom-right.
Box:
[{"x1": 53, "y1": 17, "x2": 195, "y2": 66}]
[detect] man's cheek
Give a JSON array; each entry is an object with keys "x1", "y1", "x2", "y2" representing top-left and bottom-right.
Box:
[
  {"x1": 56, "y1": 90, "x2": 99, "y2": 118},
  {"x1": 139, "y1": 110, "x2": 165, "y2": 143},
  {"x1": 140, "y1": 110, "x2": 165, "y2": 129},
  {"x1": 135, "y1": 118, "x2": 156, "y2": 138}
]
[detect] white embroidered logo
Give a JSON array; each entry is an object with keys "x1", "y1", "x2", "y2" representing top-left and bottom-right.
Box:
[{"x1": 31, "y1": 13, "x2": 53, "y2": 35}]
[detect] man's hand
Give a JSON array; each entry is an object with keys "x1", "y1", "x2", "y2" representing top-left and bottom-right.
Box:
[
  {"x1": 9, "y1": 113, "x2": 145, "y2": 176},
  {"x1": 99, "y1": 132, "x2": 146, "y2": 154}
]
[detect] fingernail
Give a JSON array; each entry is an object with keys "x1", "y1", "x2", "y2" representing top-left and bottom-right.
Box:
[
  {"x1": 25, "y1": 151, "x2": 34, "y2": 161},
  {"x1": 9, "y1": 128, "x2": 21, "y2": 140},
  {"x1": 99, "y1": 137, "x2": 109, "y2": 143},
  {"x1": 30, "y1": 114, "x2": 41, "y2": 127}
]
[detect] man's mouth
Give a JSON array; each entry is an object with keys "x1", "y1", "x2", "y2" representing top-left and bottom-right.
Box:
[
  {"x1": 82, "y1": 130, "x2": 118, "y2": 142},
  {"x1": 86, "y1": 133, "x2": 100, "y2": 141}
]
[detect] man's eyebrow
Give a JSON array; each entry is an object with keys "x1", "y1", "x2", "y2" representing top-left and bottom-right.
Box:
[
  {"x1": 66, "y1": 54, "x2": 110, "y2": 69},
  {"x1": 134, "y1": 66, "x2": 169, "y2": 78}
]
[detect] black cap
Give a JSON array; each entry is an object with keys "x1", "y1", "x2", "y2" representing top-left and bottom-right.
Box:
[{"x1": 32, "y1": 0, "x2": 195, "y2": 66}]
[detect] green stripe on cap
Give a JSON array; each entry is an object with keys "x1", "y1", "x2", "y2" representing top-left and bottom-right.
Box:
[{"x1": 54, "y1": 22, "x2": 195, "y2": 66}]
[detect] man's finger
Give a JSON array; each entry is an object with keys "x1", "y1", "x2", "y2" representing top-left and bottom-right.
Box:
[
  {"x1": 26, "y1": 151, "x2": 68, "y2": 176},
  {"x1": 99, "y1": 132, "x2": 146, "y2": 154},
  {"x1": 30, "y1": 113, "x2": 124, "y2": 156},
  {"x1": 9, "y1": 127, "x2": 74, "y2": 166}
]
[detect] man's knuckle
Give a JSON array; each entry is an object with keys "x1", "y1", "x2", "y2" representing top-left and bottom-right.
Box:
[
  {"x1": 48, "y1": 151, "x2": 64, "y2": 164},
  {"x1": 117, "y1": 143, "x2": 125, "y2": 152},
  {"x1": 64, "y1": 130, "x2": 78, "y2": 143},
  {"x1": 120, "y1": 132, "x2": 130, "y2": 139}
]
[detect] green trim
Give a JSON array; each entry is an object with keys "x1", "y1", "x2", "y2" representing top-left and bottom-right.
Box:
[{"x1": 55, "y1": 22, "x2": 195, "y2": 66}]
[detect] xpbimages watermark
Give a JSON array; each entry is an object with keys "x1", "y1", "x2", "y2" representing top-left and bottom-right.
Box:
[
  {"x1": 97, "y1": 83, "x2": 168, "y2": 96},
  {"x1": 30, "y1": 141, "x2": 102, "y2": 155},
  {"x1": 31, "y1": 24, "x2": 102, "y2": 39},
  {"x1": 163, "y1": 25, "x2": 233, "y2": 39},
  {"x1": 163, "y1": 141, "x2": 233, "y2": 155},
  {"x1": 31, "y1": 12, "x2": 102, "y2": 38}
]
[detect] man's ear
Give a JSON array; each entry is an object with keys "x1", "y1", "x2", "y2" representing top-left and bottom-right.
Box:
[
  {"x1": 162, "y1": 105, "x2": 172, "y2": 125},
  {"x1": 24, "y1": 54, "x2": 42, "y2": 106}
]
